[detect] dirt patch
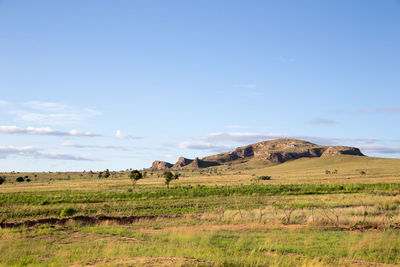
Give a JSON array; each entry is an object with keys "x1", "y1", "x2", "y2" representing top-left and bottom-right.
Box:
[
  {"x1": 0, "y1": 214, "x2": 182, "y2": 229},
  {"x1": 81, "y1": 256, "x2": 211, "y2": 267},
  {"x1": 138, "y1": 222, "x2": 305, "y2": 234}
]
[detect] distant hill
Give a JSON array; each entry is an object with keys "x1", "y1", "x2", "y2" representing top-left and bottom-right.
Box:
[{"x1": 150, "y1": 138, "x2": 364, "y2": 170}]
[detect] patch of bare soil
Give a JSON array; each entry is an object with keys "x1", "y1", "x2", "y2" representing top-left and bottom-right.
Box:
[{"x1": 81, "y1": 256, "x2": 211, "y2": 267}]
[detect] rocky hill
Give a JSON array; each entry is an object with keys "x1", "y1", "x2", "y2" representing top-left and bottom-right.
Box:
[
  {"x1": 151, "y1": 161, "x2": 173, "y2": 170},
  {"x1": 150, "y1": 139, "x2": 364, "y2": 170}
]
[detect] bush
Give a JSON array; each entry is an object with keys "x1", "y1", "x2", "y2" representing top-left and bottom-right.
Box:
[
  {"x1": 25, "y1": 178, "x2": 31, "y2": 182},
  {"x1": 16, "y1": 177, "x2": 24, "y2": 182},
  {"x1": 60, "y1": 207, "x2": 76, "y2": 217},
  {"x1": 258, "y1": 176, "x2": 271, "y2": 180},
  {"x1": 0, "y1": 177, "x2": 5, "y2": 185},
  {"x1": 129, "y1": 170, "x2": 143, "y2": 187}
]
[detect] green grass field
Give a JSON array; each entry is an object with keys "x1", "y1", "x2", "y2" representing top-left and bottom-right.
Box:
[{"x1": 1, "y1": 155, "x2": 400, "y2": 266}]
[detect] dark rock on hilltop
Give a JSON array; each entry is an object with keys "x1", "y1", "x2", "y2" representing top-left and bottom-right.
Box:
[
  {"x1": 172, "y1": 157, "x2": 194, "y2": 169},
  {"x1": 185, "y1": 157, "x2": 220, "y2": 169}
]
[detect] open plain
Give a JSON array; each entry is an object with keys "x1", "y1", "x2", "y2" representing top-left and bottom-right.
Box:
[{"x1": 1, "y1": 155, "x2": 400, "y2": 266}]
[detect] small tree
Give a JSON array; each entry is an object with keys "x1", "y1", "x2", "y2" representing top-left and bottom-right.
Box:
[
  {"x1": 98, "y1": 172, "x2": 103, "y2": 179},
  {"x1": 104, "y1": 169, "x2": 111, "y2": 179},
  {"x1": 129, "y1": 170, "x2": 143, "y2": 187},
  {"x1": 162, "y1": 171, "x2": 180, "y2": 189}
]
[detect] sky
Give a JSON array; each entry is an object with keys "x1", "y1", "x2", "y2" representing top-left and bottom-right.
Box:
[{"x1": 0, "y1": 0, "x2": 399, "y2": 172}]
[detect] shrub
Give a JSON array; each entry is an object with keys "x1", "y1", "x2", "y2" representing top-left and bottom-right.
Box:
[
  {"x1": 163, "y1": 171, "x2": 180, "y2": 188},
  {"x1": 129, "y1": 170, "x2": 143, "y2": 187},
  {"x1": 103, "y1": 169, "x2": 110, "y2": 178},
  {"x1": 60, "y1": 207, "x2": 76, "y2": 217},
  {"x1": 360, "y1": 170, "x2": 366, "y2": 175},
  {"x1": 258, "y1": 176, "x2": 271, "y2": 180},
  {"x1": 25, "y1": 178, "x2": 31, "y2": 182},
  {"x1": 16, "y1": 177, "x2": 25, "y2": 182},
  {"x1": 0, "y1": 177, "x2": 5, "y2": 185}
]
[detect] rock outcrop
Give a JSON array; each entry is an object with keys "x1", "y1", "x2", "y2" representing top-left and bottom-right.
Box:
[
  {"x1": 321, "y1": 146, "x2": 363, "y2": 157},
  {"x1": 150, "y1": 139, "x2": 365, "y2": 169},
  {"x1": 151, "y1": 161, "x2": 173, "y2": 170},
  {"x1": 185, "y1": 157, "x2": 220, "y2": 169},
  {"x1": 172, "y1": 157, "x2": 193, "y2": 169},
  {"x1": 203, "y1": 139, "x2": 364, "y2": 164}
]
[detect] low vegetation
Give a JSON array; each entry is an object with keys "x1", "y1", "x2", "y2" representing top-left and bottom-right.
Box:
[{"x1": 1, "y1": 155, "x2": 400, "y2": 266}]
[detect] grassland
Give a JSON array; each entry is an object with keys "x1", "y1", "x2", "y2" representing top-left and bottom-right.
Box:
[{"x1": 1, "y1": 155, "x2": 400, "y2": 266}]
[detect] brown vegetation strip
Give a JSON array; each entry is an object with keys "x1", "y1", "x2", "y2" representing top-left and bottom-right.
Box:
[
  {"x1": 138, "y1": 222, "x2": 400, "y2": 234},
  {"x1": 0, "y1": 214, "x2": 182, "y2": 228}
]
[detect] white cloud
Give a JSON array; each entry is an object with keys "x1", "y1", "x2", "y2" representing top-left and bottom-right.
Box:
[
  {"x1": 24, "y1": 101, "x2": 70, "y2": 112},
  {"x1": 0, "y1": 145, "x2": 95, "y2": 161},
  {"x1": 61, "y1": 141, "x2": 129, "y2": 151},
  {"x1": 0, "y1": 145, "x2": 36, "y2": 155},
  {"x1": 115, "y1": 130, "x2": 141, "y2": 140},
  {"x1": 0, "y1": 100, "x2": 9, "y2": 106},
  {"x1": 8, "y1": 101, "x2": 101, "y2": 126},
  {"x1": 0, "y1": 126, "x2": 100, "y2": 137},
  {"x1": 35, "y1": 152, "x2": 96, "y2": 161},
  {"x1": 358, "y1": 144, "x2": 400, "y2": 154}
]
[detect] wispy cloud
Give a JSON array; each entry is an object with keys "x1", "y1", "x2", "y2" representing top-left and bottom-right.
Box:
[
  {"x1": 35, "y1": 152, "x2": 96, "y2": 161},
  {"x1": 278, "y1": 56, "x2": 295, "y2": 63},
  {"x1": 0, "y1": 100, "x2": 9, "y2": 106},
  {"x1": 308, "y1": 118, "x2": 337, "y2": 125},
  {"x1": 24, "y1": 101, "x2": 71, "y2": 112},
  {"x1": 0, "y1": 145, "x2": 36, "y2": 156},
  {"x1": 8, "y1": 101, "x2": 101, "y2": 126},
  {"x1": 0, "y1": 145, "x2": 96, "y2": 161},
  {"x1": 0, "y1": 126, "x2": 100, "y2": 137},
  {"x1": 178, "y1": 141, "x2": 232, "y2": 153},
  {"x1": 61, "y1": 141, "x2": 129, "y2": 151},
  {"x1": 115, "y1": 130, "x2": 141, "y2": 140},
  {"x1": 358, "y1": 107, "x2": 400, "y2": 114},
  {"x1": 358, "y1": 144, "x2": 400, "y2": 154}
]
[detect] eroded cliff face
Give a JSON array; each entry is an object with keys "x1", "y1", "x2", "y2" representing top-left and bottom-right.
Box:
[
  {"x1": 151, "y1": 161, "x2": 173, "y2": 170},
  {"x1": 150, "y1": 139, "x2": 364, "y2": 169},
  {"x1": 172, "y1": 157, "x2": 193, "y2": 169}
]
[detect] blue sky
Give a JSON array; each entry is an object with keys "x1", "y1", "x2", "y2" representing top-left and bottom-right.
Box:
[{"x1": 0, "y1": 0, "x2": 399, "y2": 171}]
